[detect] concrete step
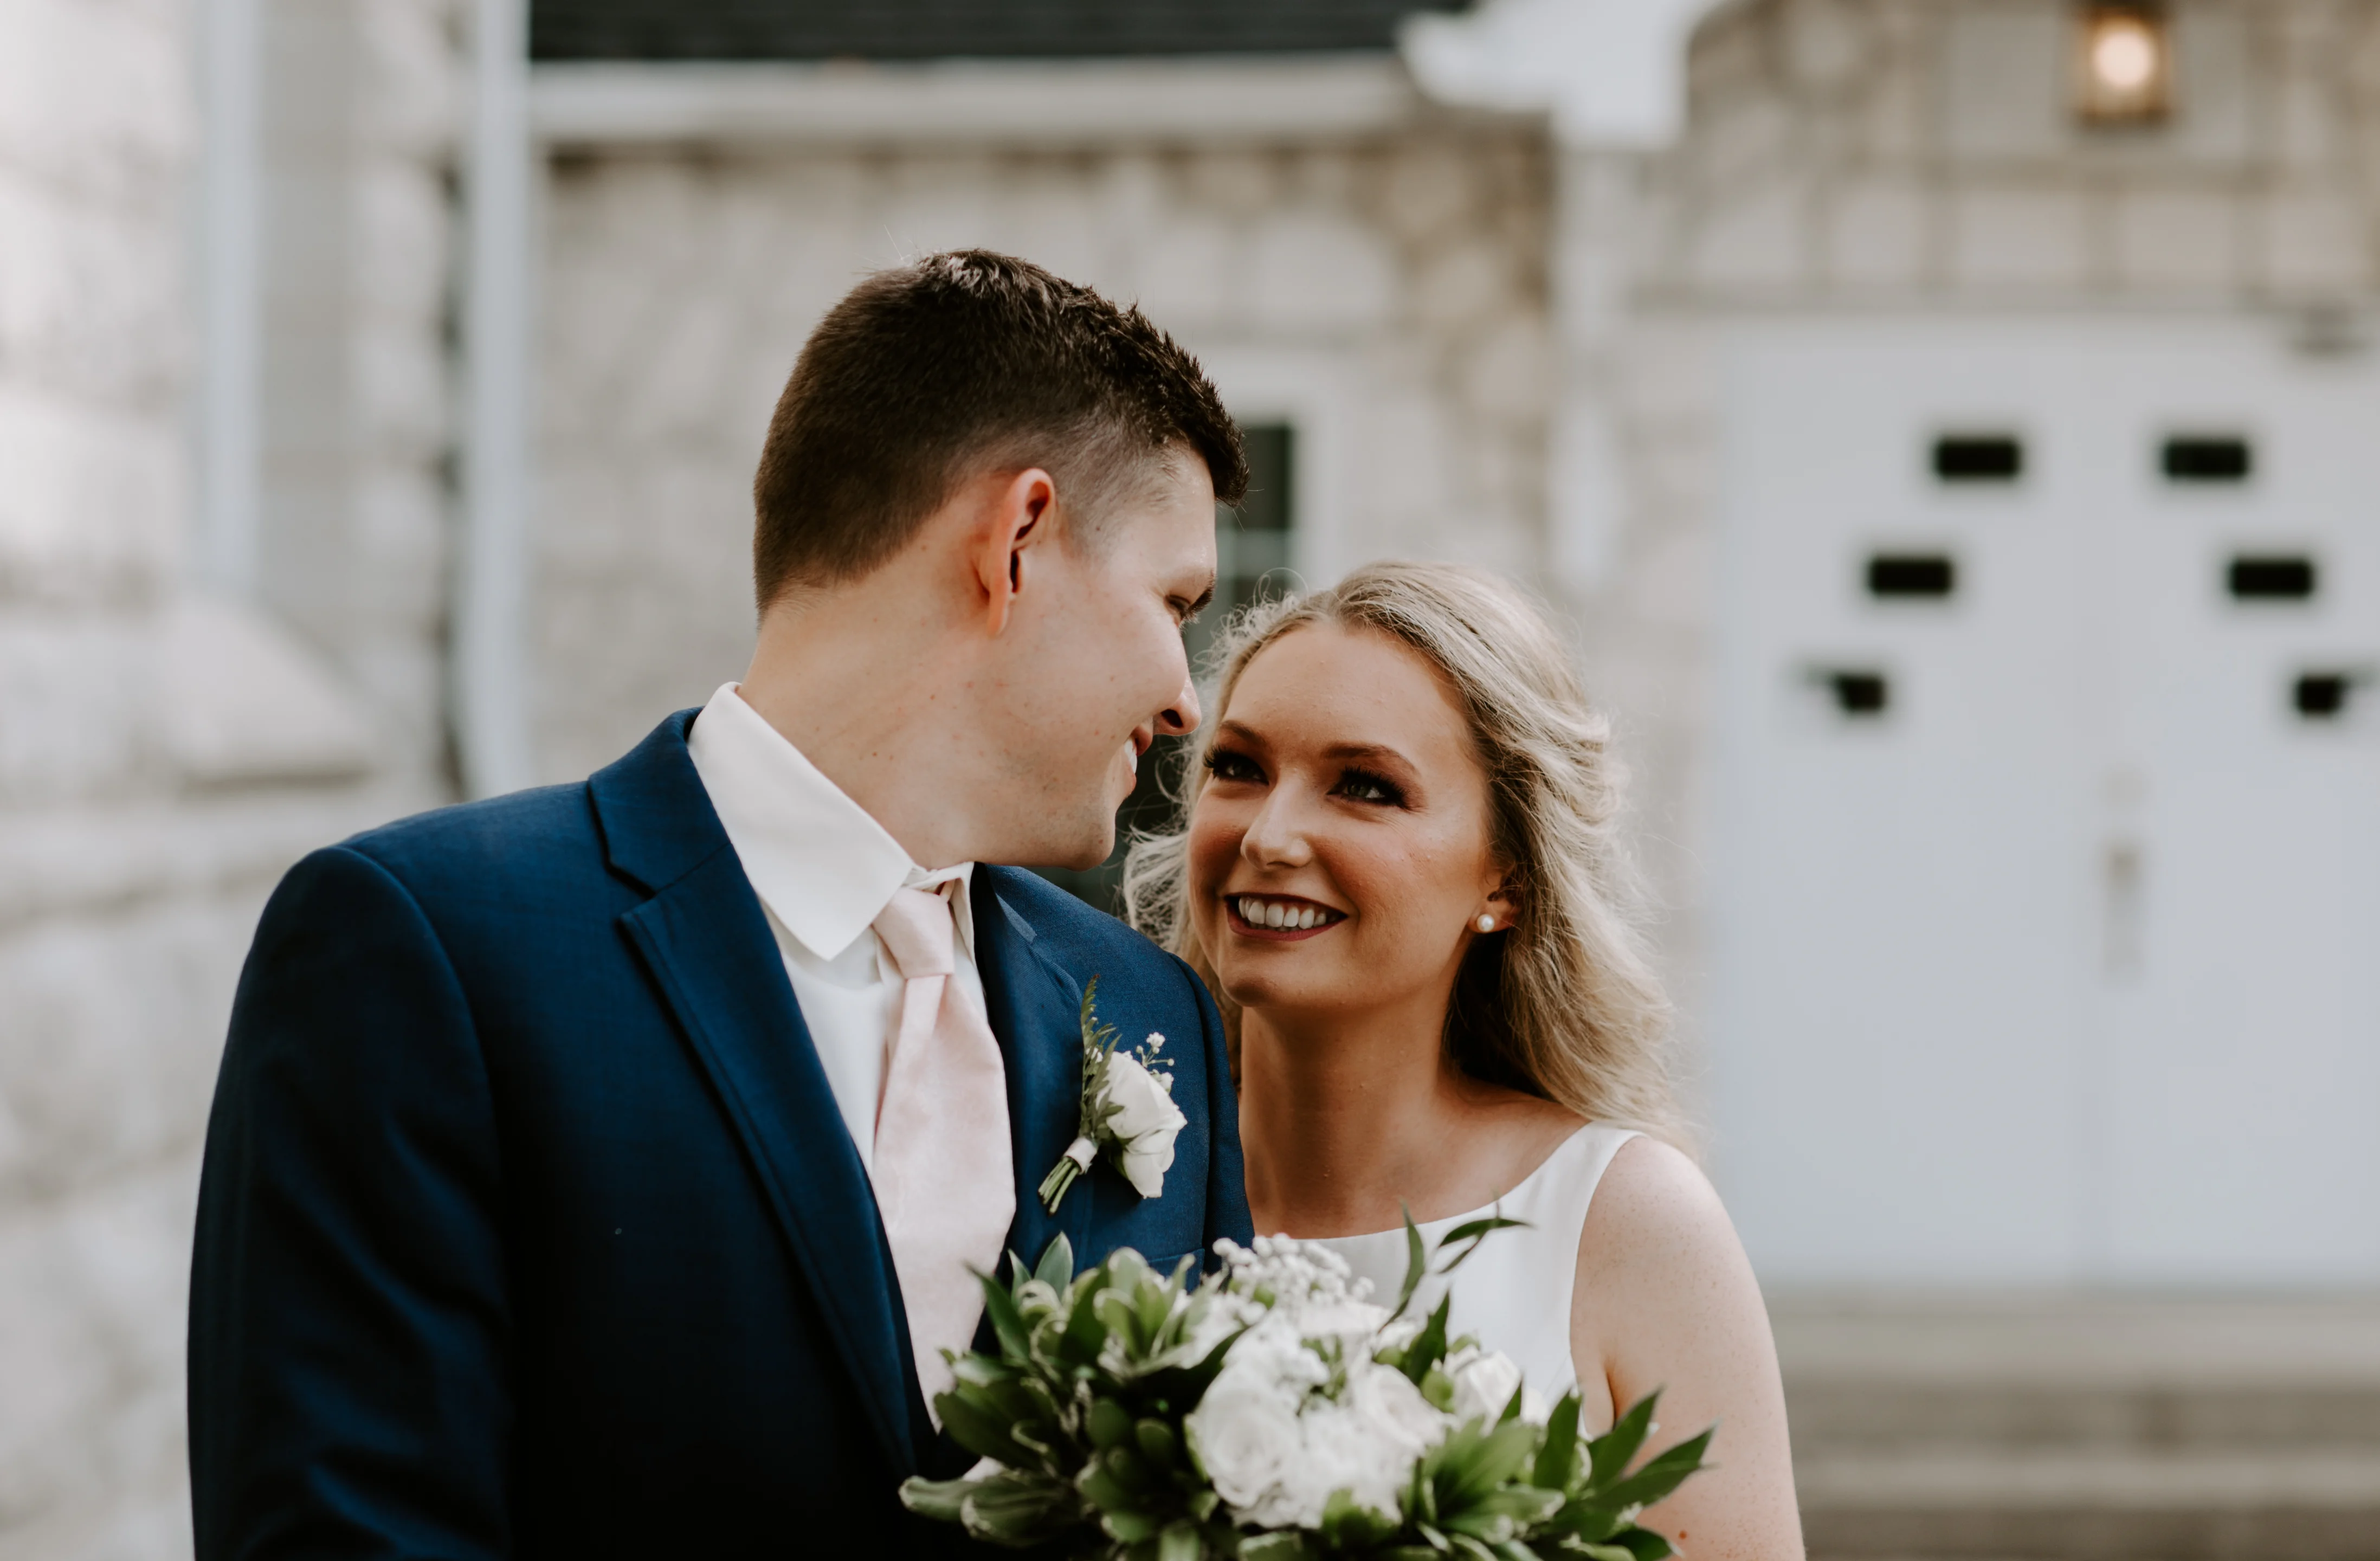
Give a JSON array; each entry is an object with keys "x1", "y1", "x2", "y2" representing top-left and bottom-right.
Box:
[
  {"x1": 1770, "y1": 1294, "x2": 2380, "y2": 1559},
  {"x1": 1796, "y1": 1446, "x2": 2380, "y2": 1559}
]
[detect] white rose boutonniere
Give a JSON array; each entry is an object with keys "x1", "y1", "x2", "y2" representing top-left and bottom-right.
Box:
[{"x1": 1037, "y1": 977, "x2": 1187, "y2": 1212}]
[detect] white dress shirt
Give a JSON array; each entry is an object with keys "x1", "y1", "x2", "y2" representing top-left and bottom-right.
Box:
[{"x1": 684, "y1": 682, "x2": 988, "y2": 1173}]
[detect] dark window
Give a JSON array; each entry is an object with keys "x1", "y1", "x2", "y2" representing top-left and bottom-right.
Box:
[
  {"x1": 2164, "y1": 435, "x2": 2253, "y2": 483},
  {"x1": 1036, "y1": 423, "x2": 1296, "y2": 912},
  {"x1": 1818, "y1": 670, "x2": 1890, "y2": 717},
  {"x1": 1868, "y1": 554, "x2": 1957, "y2": 599},
  {"x1": 2295, "y1": 674, "x2": 2353, "y2": 719},
  {"x1": 1933, "y1": 435, "x2": 2023, "y2": 483},
  {"x1": 2228, "y1": 556, "x2": 2317, "y2": 601}
]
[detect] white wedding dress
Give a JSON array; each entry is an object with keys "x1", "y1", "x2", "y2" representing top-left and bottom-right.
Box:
[{"x1": 1307, "y1": 1124, "x2": 1640, "y2": 1404}]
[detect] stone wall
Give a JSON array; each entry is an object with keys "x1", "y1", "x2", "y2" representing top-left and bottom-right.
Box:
[
  {"x1": 531, "y1": 126, "x2": 1554, "y2": 781},
  {"x1": 1647, "y1": 0, "x2": 2380, "y2": 306},
  {"x1": 0, "y1": 3, "x2": 460, "y2": 1557}
]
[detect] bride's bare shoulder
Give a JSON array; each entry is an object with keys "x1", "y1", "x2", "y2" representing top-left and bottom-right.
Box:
[{"x1": 1577, "y1": 1136, "x2": 1751, "y2": 1292}]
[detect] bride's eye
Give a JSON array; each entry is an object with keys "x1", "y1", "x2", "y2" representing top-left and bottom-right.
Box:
[
  {"x1": 1204, "y1": 749, "x2": 1263, "y2": 784},
  {"x1": 1334, "y1": 767, "x2": 1407, "y2": 807}
]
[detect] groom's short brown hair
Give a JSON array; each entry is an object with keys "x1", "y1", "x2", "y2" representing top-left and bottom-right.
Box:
[{"x1": 751, "y1": 250, "x2": 1247, "y2": 609}]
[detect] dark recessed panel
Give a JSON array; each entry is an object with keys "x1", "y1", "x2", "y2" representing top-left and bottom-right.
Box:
[
  {"x1": 2228, "y1": 556, "x2": 2317, "y2": 601},
  {"x1": 2295, "y1": 674, "x2": 2353, "y2": 719},
  {"x1": 1820, "y1": 670, "x2": 1890, "y2": 717},
  {"x1": 1933, "y1": 435, "x2": 2024, "y2": 483},
  {"x1": 1868, "y1": 554, "x2": 1958, "y2": 599},
  {"x1": 2164, "y1": 435, "x2": 2253, "y2": 483}
]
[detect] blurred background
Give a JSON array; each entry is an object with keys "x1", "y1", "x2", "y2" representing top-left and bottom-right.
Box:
[{"x1": 5, "y1": 0, "x2": 2379, "y2": 1556}]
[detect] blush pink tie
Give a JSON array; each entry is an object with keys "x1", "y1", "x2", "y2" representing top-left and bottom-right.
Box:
[{"x1": 870, "y1": 883, "x2": 1015, "y2": 1417}]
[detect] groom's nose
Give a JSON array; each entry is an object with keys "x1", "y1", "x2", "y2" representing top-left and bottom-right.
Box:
[{"x1": 1155, "y1": 674, "x2": 1201, "y2": 737}]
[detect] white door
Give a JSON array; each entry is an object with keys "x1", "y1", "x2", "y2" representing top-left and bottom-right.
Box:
[{"x1": 1708, "y1": 317, "x2": 2380, "y2": 1286}]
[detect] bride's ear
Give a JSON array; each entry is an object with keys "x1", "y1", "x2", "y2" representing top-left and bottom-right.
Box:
[
  {"x1": 1481, "y1": 866, "x2": 1524, "y2": 932},
  {"x1": 972, "y1": 467, "x2": 1057, "y2": 637}
]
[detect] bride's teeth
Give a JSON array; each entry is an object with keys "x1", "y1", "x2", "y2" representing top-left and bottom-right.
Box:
[
  {"x1": 1296, "y1": 907, "x2": 1317, "y2": 930},
  {"x1": 1267, "y1": 902, "x2": 1288, "y2": 930}
]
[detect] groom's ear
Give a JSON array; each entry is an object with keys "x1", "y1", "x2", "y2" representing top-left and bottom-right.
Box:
[{"x1": 972, "y1": 467, "x2": 1058, "y2": 637}]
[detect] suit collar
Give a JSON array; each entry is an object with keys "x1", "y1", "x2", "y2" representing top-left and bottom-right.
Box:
[
  {"x1": 972, "y1": 869, "x2": 1098, "y2": 1275},
  {"x1": 586, "y1": 708, "x2": 727, "y2": 896}
]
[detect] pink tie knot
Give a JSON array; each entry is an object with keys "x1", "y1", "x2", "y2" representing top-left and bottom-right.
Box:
[{"x1": 873, "y1": 884, "x2": 956, "y2": 981}]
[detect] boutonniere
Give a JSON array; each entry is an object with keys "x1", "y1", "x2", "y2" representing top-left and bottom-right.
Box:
[{"x1": 1037, "y1": 977, "x2": 1187, "y2": 1213}]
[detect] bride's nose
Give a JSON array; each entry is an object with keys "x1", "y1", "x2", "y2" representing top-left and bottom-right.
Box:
[{"x1": 1240, "y1": 790, "x2": 1312, "y2": 869}]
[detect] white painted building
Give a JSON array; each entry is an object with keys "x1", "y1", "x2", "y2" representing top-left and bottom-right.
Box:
[{"x1": 4, "y1": 1, "x2": 2379, "y2": 1555}]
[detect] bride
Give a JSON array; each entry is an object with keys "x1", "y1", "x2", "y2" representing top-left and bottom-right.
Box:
[{"x1": 1125, "y1": 562, "x2": 1803, "y2": 1560}]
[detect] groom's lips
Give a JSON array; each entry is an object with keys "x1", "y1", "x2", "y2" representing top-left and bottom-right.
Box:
[{"x1": 1224, "y1": 896, "x2": 1344, "y2": 943}]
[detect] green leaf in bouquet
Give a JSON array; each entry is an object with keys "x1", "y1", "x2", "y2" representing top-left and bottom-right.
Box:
[
  {"x1": 1394, "y1": 1205, "x2": 1429, "y2": 1321},
  {"x1": 1498, "y1": 1382, "x2": 1526, "y2": 1424},
  {"x1": 1238, "y1": 1532, "x2": 1314, "y2": 1561},
  {"x1": 1319, "y1": 1488, "x2": 1402, "y2": 1550},
  {"x1": 1450, "y1": 1418, "x2": 1542, "y2": 1505},
  {"x1": 1034, "y1": 1233, "x2": 1076, "y2": 1291},
  {"x1": 1594, "y1": 1425, "x2": 1713, "y2": 1513},
  {"x1": 1570, "y1": 1544, "x2": 1648, "y2": 1561},
  {"x1": 1532, "y1": 1392, "x2": 1584, "y2": 1490},
  {"x1": 1599, "y1": 1525, "x2": 1678, "y2": 1561},
  {"x1": 1449, "y1": 1534, "x2": 1501, "y2": 1561},
  {"x1": 937, "y1": 1388, "x2": 1046, "y2": 1471},
  {"x1": 897, "y1": 1474, "x2": 971, "y2": 1525},
  {"x1": 978, "y1": 1266, "x2": 1036, "y2": 1362},
  {"x1": 1134, "y1": 1416, "x2": 1182, "y2": 1470},
  {"x1": 1057, "y1": 1270, "x2": 1115, "y2": 1369},
  {"x1": 1088, "y1": 1395, "x2": 1133, "y2": 1450},
  {"x1": 1394, "y1": 1295, "x2": 1455, "y2": 1389},
  {"x1": 1436, "y1": 1214, "x2": 1529, "y2": 1277},
  {"x1": 1586, "y1": 1391, "x2": 1659, "y2": 1490},
  {"x1": 1157, "y1": 1518, "x2": 1204, "y2": 1561},
  {"x1": 960, "y1": 1470, "x2": 1081, "y2": 1546}
]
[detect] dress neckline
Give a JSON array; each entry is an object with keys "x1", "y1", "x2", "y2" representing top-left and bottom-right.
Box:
[{"x1": 1316, "y1": 1121, "x2": 1599, "y2": 1243}]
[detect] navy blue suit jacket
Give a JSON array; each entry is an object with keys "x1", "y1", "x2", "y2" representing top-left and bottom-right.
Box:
[{"x1": 188, "y1": 709, "x2": 1252, "y2": 1558}]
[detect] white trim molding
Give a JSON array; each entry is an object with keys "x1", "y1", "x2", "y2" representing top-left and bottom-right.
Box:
[
  {"x1": 1400, "y1": 0, "x2": 1727, "y2": 149},
  {"x1": 1192, "y1": 345, "x2": 1359, "y2": 592},
  {"x1": 529, "y1": 54, "x2": 1427, "y2": 146}
]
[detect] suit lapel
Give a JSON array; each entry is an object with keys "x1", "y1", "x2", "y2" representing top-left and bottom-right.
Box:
[
  {"x1": 594, "y1": 712, "x2": 919, "y2": 1476},
  {"x1": 972, "y1": 870, "x2": 1097, "y2": 1276}
]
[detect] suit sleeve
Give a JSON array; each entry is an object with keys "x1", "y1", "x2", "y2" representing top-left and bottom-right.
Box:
[
  {"x1": 1175, "y1": 955, "x2": 1255, "y2": 1255},
  {"x1": 189, "y1": 845, "x2": 512, "y2": 1561}
]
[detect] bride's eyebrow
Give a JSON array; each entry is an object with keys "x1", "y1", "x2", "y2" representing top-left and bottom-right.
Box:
[
  {"x1": 1318, "y1": 741, "x2": 1416, "y2": 773},
  {"x1": 1212, "y1": 719, "x2": 1267, "y2": 750}
]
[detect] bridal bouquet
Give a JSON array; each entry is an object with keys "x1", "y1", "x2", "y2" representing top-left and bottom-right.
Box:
[{"x1": 900, "y1": 1224, "x2": 1710, "y2": 1560}]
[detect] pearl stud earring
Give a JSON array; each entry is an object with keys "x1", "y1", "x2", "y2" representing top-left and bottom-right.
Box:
[{"x1": 1475, "y1": 914, "x2": 1497, "y2": 933}]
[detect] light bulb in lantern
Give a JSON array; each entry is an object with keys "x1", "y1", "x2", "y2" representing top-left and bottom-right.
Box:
[{"x1": 2075, "y1": 6, "x2": 2171, "y2": 124}]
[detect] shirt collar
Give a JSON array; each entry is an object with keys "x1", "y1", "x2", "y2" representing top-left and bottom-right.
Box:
[{"x1": 685, "y1": 683, "x2": 976, "y2": 963}]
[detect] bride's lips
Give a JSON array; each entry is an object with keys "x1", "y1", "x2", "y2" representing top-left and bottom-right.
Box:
[{"x1": 1223, "y1": 894, "x2": 1347, "y2": 943}]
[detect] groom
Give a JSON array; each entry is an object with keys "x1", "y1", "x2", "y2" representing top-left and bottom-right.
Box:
[{"x1": 188, "y1": 251, "x2": 1254, "y2": 1557}]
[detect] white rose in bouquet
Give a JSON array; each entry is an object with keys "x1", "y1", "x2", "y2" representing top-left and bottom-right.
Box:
[
  {"x1": 1444, "y1": 1341, "x2": 1539, "y2": 1426},
  {"x1": 1182, "y1": 1323, "x2": 1327, "y2": 1526}
]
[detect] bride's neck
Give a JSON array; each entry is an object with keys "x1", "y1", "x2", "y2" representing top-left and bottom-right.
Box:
[{"x1": 1237, "y1": 992, "x2": 1471, "y2": 1237}]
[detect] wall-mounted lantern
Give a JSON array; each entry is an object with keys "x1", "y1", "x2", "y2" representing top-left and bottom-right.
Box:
[{"x1": 2074, "y1": 4, "x2": 2173, "y2": 125}]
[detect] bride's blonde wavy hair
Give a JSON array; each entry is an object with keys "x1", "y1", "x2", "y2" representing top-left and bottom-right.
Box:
[{"x1": 1121, "y1": 560, "x2": 1687, "y2": 1148}]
